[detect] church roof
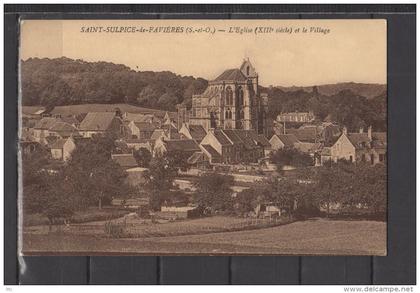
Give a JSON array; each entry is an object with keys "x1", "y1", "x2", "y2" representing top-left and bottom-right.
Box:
[{"x1": 213, "y1": 69, "x2": 247, "y2": 82}]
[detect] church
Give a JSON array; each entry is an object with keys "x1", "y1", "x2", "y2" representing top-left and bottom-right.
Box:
[{"x1": 177, "y1": 59, "x2": 269, "y2": 136}]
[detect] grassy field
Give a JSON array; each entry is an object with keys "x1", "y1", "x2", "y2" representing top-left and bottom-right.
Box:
[
  {"x1": 22, "y1": 218, "x2": 386, "y2": 255},
  {"x1": 23, "y1": 215, "x2": 291, "y2": 238}
]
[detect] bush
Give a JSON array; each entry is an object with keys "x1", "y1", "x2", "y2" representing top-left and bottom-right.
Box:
[{"x1": 104, "y1": 220, "x2": 126, "y2": 238}]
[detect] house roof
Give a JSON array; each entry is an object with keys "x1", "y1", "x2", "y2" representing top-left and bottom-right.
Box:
[
  {"x1": 286, "y1": 127, "x2": 319, "y2": 142},
  {"x1": 294, "y1": 142, "x2": 322, "y2": 154},
  {"x1": 187, "y1": 151, "x2": 208, "y2": 164},
  {"x1": 347, "y1": 133, "x2": 371, "y2": 149},
  {"x1": 187, "y1": 124, "x2": 207, "y2": 142},
  {"x1": 372, "y1": 132, "x2": 387, "y2": 148},
  {"x1": 79, "y1": 112, "x2": 117, "y2": 131},
  {"x1": 227, "y1": 130, "x2": 258, "y2": 149},
  {"x1": 201, "y1": 144, "x2": 223, "y2": 162},
  {"x1": 133, "y1": 121, "x2": 158, "y2": 132},
  {"x1": 213, "y1": 68, "x2": 247, "y2": 82},
  {"x1": 111, "y1": 153, "x2": 138, "y2": 168},
  {"x1": 60, "y1": 116, "x2": 80, "y2": 125},
  {"x1": 275, "y1": 134, "x2": 300, "y2": 147},
  {"x1": 49, "y1": 121, "x2": 78, "y2": 133},
  {"x1": 50, "y1": 138, "x2": 69, "y2": 149},
  {"x1": 34, "y1": 117, "x2": 60, "y2": 130},
  {"x1": 213, "y1": 129, "x2": 232, "y2": 146},
  {"x1": 164, "y1": 139, "x2": 201, "y2": 152}
]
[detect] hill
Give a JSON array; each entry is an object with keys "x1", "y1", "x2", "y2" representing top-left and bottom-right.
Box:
[
  {"x1": 21, "y1": 57, "x2": 387, "y2": 131},
  {"x1": 276, "y1": 82, "x2": 386, "y2": 99},
  {"x1": 21, "y1": 57, "x2": 208, "y2": 111}
]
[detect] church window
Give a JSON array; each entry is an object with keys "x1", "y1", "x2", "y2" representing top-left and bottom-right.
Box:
[
  {"x1": 226, "y1": 86, "x2": 233, "y2": 105},
  {"x1": 225, "y1": 109, "x2": 232, "y2": 119},
  {"x1": 240, "y1": 109, "x2": 244, "y2": 119},
  {"x1": 246, "y1": 66, "x2": 250, "y2": 76},
  {"x1": 238, "y1": 86, "x2": 244, "y2": 105}
]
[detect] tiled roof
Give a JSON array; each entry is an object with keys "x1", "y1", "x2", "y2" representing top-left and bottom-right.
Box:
[
  {"x1": 201, "y1": 144, "x2": 223, "y2": 163},
  {"x1": 79, "y1": 112, "x2": 116, "y2": 131},
  {"x1": 213, "y1": 129, "x2": 233, "y2": 146},
  {"x1": 133, "y1": 121, "x2": 158, "y2": 132},
  {"x1": 294, "y1": 142, "x2": 322, "y2": 154},
  {"x1": 275, "y1": 134, "x2": 300, "y2": 147},
  {"x1": 188, "y1": 125, "x2": 207, "y2": 142},
  {"x1": 214, "y1": 69, "x2": 247, "y2": 82},
  {"x1": 187, "y1": 151, "x2": 208, "y2": 164},
  {"x1": 61, "y1": 116, "x2": 79, "y2": 125},
  {"x1": 372, "y1": 132, "x2": 387, "y2": 148},
  {"x1": 34, "y1": 117, "x2": 60, "y2": 130},
  {"x1": 347, "y1": 133, "x2": 371, "y2": 149},
  {"x1": 111, "y1": 153, "x2": 138, "y2": 168},
  {"x1": 286, "y1": 127, "x2": 319, "y2": 142},
  {"x1": 49, "y1": 121, "x2": 78, "y2": 132},
  {"x1": 164, "y1": 139, "x2": 201, "y2": 152}
]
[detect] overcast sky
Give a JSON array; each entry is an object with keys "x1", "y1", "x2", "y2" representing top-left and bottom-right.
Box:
[{"x1": 20, "y1": 19, "x2": 386, "y2": 87}]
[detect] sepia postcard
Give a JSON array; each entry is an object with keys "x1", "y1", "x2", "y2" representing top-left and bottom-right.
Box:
[{"x1": 19, "y1": 19, "x2": 387, "y2": 255}]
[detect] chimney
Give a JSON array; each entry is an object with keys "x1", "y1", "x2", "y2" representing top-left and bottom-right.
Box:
[
  {"x1": 367, "y1": 126, "x2": 372, "y2": 140},
  {"x1": 359, "y1": 127, "x2": 364, "y2": 134},
  {"x1": 342, "y1": 126, "x2": 348, "y2": 135}
]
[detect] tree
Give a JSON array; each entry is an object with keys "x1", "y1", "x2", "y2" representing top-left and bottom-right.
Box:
[
  {"x1": 65, "y1": 137, "x2": 130, "y2": 209},
  {"x1": 143, "y1": 156, "x2": 177, "y2": 211},
  {"x1": 234, "y1": 188, "x2": 260, "y2": 215},
  {"x1": 270, "y1": 147, "x2": 313, "y2": 171},
  {"x1": 166, "y1": 150, "x2": 191, "y2": 172},
  {"x1": 193, "y1": 172, "x2": 234, "y2": 213},
  {"x1": 133, "y1": 147, "x2": 152, "y2": 167}
]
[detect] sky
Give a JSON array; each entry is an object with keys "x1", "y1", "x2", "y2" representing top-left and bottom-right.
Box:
[{"x1": 20, "y1": 19, "x2": 386, "y2": 87}]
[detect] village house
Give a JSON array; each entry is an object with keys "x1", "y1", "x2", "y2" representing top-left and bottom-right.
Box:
[
  {"x1": 111, "y1": 153, "x2": 138, "y2": 170},
  {"x1": 277, "y1": 111, "x2": 315, "y2": 123},
  {"x1": 32, "y1": 117, "x2": 62, "y2": 144},
  {"x1": 153, "y1": 138, "x2": 201, "y2": 158},
  {"x1": 78, "y1": 112, "x2": 122, "y2": 138},
  {"x1": 47, "y1": 121, "x2": 80, "y2": 139},
  {"x1": 122, "y1": 138, "x2": 154, "y2": 153},
  {"x1": 198, "y1": 129, "x2": 269, "y2": 165},
  {"x1": 178, "y1": 123, "x2": 207, "y2": 143},
  {"x1": 127, "y1": 121, "x2": 158, "y2": 139},
  {"x1": 123, "y1": 112, "x2": 159, "y2": 124},
  {"x1": 150, "y1": 124, "x2": 180, "y2": 141},
  {"x1": 320, "y1": 126, "x2": 387, "y2": 165},
  {"x1": 50, "y1": 137, "x2": 76, "y2": 161},
  {"x1": 269, "y1": 134, "x2": 300, "y2": 151}
]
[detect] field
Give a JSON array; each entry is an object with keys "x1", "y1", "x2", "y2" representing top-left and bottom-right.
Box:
[
  {"x1": 22, "y1": 218, "x2": 386, "y2": 255},
  {"x1": 23, "y1": 215, "x2": 291, "y2": 237}
]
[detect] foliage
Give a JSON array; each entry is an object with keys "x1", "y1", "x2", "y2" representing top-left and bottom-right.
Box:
[
  {"x1": 21, "y1": 57, "x2": 208, "y2": 111},
  {"x1": 234, "y1": 188, "x2": 260, "y2": 215},
  {"x1": 22, "y1": 58, "x2": 386, "y2": 131},
  {"x1": 270, "y1": 147, "x2": 313, "y2": 171},
  {"x1": 193, "y1": 172, "x2": 234, "y2": 213},
  {"x1": 166, "y1": 150, "x2": 191, "y2": 172},
  {"x1": 143, "y1": 156, "x2": 177, "y2": 211},
  {"x1": 21, "y1": 150, "x2": 82, "y2": 228},
  {"x1": 65, "y1": 136, "x2": 131, "y2": 208},
  {"x1": 266, "y1": 87, "x2": 387, "y2": 132},
  {"x1": 133, "y1": 147, "x2": 152, "y2": 167}
]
